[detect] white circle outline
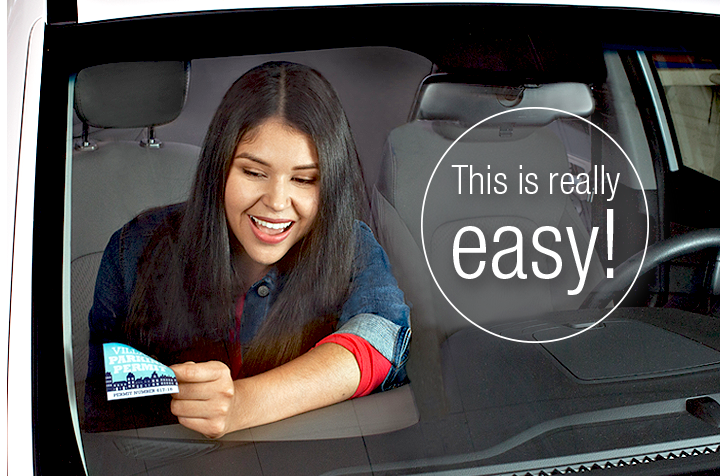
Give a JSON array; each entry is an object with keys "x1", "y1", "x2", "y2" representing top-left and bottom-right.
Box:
[{"x1": 420, "y1": 106, "x2": 650, "y2": 344}]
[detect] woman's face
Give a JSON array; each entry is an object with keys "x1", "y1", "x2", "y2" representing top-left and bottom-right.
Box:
[{"x1": 225, "y1": 118, "x2": 320, "y2": 277}]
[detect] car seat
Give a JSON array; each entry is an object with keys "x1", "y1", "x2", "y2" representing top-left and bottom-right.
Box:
[
  {"x1": 371, "y1": 76, "x2": 606, "y2": 416},
  {"x1": 70, "y1": 61, "x2": 201, "y2": 423}
]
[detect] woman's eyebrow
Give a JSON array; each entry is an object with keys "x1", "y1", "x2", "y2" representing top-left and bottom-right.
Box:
[
  {"x1": 292, "y1": 164, "x2": 319, "y2": 171},
  {"x1": 235, "y1": 153, "x2": 318, "y2": 171},
  {"x1": 234, "y1": 153, "x2": 269, "y2": 166}
]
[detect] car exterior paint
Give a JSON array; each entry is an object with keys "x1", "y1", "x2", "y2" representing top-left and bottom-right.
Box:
[{"x1": 5, "y1": 1, "x2": 720, "y2": 475}]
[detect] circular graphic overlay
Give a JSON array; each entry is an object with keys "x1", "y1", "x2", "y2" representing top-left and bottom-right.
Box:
[{"x1": 420, "y1": 107, "x2": 649, "y2": 344}]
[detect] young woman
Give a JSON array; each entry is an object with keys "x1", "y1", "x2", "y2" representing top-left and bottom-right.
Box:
[{"x1": 85, "y1": 61, "x2": 411, "y2": 438}]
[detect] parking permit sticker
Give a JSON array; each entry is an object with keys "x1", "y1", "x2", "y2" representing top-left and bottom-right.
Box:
[{"x1": 103, "y1": 343, "x2": 179, "y2": 401}]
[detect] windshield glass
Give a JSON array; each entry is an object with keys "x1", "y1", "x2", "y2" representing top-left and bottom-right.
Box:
[{"x1": 48, "y1": 7, "x2": 720, "y2": 476}]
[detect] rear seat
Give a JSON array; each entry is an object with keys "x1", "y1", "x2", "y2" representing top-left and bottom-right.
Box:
[{"x1": 71, "y1": 61, "x2": 201, "y2": 423}]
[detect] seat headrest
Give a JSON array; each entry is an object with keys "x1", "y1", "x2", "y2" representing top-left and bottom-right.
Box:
[
  {"x1": 74, "y1": 61, "x2": 190, "y2": 129},
  {"x1": 411, "y1": 76, "x2": 594, "y2": 128}
]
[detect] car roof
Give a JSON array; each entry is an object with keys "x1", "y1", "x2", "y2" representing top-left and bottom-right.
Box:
[{"x1": 73, "y1": 0, "x2": 720, "y2": 24}]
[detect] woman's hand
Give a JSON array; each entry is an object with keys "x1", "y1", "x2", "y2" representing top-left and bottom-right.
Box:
[
  {"x1": 170, "y1": 343, "x2": 361, "y2": 438},
  {"x1": 170, "y1": 361, "x2": 240, "y2": 439}
]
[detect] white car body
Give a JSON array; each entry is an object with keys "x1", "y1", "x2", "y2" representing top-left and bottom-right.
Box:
[{"x1": 5, "y1": 1, "x2": 720, "y2": 475}]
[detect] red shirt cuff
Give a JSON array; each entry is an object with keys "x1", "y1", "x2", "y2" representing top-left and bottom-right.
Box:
[{"x1": 316, "y1": 333, "x2": 392, "y2": 398}]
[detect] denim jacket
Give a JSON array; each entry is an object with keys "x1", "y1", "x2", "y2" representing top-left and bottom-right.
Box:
[
  {"x1": 240, "y1": 223, "x2": 411, "y2": 390},
  {"x1": 85, "y1": 205, "x2": 410, "y2": 430}
]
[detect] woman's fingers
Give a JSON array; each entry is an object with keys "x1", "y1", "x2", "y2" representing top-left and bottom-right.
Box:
[
  {"x1": 175, "y1": 416, "x2": 229, "y2": 440},
  {"x1": 173, "y1": 381, "x2": 224, "y2": 400},
  {"x1": 171, "y1": 361, "x2": 229, "y2": 383},
  {"x1": 170, "y1": 397, "x2": 232, "y2": 419},
  {"x1": 169, "y1": 361, "x2": 237, "y2": 438}
]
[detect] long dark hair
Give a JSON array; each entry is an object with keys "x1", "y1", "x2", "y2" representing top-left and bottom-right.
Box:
[{"x1": 126, "y1": 61, "x2": 367, "y2": 376}]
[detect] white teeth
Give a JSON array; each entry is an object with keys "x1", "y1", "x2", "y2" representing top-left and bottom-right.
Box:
[{"x1": 251, "y1": 216, "x2": 293, "y2": 230}]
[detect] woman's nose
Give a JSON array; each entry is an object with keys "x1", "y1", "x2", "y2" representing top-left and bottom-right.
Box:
[{"x1": 263, "y1": 178, "x2": 290, "y2": 211}]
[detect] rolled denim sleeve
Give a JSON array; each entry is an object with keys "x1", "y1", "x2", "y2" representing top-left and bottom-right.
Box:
[{"x1": 334, "y1": 221, "x2": 411, "y2": 390}]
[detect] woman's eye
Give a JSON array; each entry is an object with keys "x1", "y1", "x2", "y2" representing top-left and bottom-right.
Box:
[
  {"x1": 243, "y1": 169, "x2": 264, "y2": 178},
  {"x1": 293, "y1": 177, "x2": 317, "y2": 185}
]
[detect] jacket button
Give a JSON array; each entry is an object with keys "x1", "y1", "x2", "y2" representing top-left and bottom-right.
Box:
[{"x1": 257, "y1": 285, "x2": 270, "y2": 297}]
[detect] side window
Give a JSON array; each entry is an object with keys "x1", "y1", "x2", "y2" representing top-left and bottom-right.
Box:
[
  {"x1": 653, "y1": 53, "x2": 720, "y2": 181},
  {"x1": 650, "y1": 52, "x2": 720, "y2": 304}
]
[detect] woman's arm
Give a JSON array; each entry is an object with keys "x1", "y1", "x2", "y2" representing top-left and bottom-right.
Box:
[
  {"x1": 333, "y1": 221, "x2": 412, "y2": 390},
  {"x1": 170, "y1": 342, "x2": 360, "y2": 438},
  {"x1": 170, "y1": 221, "x2": 409, "y2": 438}
]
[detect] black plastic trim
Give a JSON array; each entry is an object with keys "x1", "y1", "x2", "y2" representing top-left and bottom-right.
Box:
[
  {"x1": 32, "y1": 27, "x2": 85, "y2": 476},
  {"x1": 47, "y1": 0, "x2": 78, "y2": 25},
  {"x1": 687, "y1": 396, "x2": 720, "y2": 428}
]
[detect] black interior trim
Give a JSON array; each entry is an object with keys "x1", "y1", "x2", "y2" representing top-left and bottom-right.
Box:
[{"x1": 46, "y1": 5, "x2": 718, "y2": 76}]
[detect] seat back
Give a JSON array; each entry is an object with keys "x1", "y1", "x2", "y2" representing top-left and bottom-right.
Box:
[{"x1": 71, "y1": 61, "x2": 201, "y2": 421}]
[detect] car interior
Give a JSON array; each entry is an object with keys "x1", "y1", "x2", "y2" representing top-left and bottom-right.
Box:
[{"x1": 32, "y1": 5, "x2": 720, "y2": 476}]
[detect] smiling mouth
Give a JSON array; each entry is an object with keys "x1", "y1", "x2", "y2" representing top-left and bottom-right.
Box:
[{"x1": 250, "y1": 216, "x2": 294, "y2": 235}]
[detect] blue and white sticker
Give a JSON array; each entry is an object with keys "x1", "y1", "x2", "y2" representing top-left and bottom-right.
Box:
[{"x1": 103, "y1": 343, "x2": 179, "y2": 401}]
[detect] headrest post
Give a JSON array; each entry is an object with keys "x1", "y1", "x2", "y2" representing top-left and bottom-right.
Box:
[
  {"x1": 140, "y1": 126, "x2": 163, "y2": 149},
  {"x1": 74, "y1": 122, "x2": 98, "y2": 151}
]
